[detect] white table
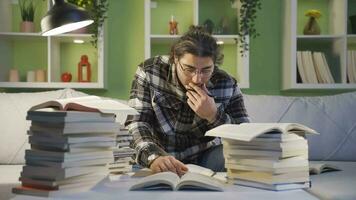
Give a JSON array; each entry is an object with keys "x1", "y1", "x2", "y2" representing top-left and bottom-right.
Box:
[{"x1": 11, "y1": 175, "x2": 319, "y2": 200}]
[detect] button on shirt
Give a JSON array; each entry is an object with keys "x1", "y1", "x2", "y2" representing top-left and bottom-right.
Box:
[{"x1": 125, "y1": 56, "x2": 250, "y2": 167}]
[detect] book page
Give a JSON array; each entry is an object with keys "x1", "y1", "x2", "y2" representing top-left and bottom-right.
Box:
[
  {"x1": 309, "y1": 162, "x2": 341, "y2": 175},
  {"x1": 186, "y1": 164, "x2": 215, "y2": 177},
  {"x1": 129, "y1": 172, "x2": 179, "y2": 191},
  {"x1": 29, "y1": 96, "x2": 101, "y2": 111},
  {"x1": 177, "y1": 172, "x2": 224, "y2": 191},
  {"x1": 206, "y1": 123, "x2": 317, "y2": 142}
]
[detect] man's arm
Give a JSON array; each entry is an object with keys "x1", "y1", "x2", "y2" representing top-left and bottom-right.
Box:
[
  {"x1": 125, "y1": 66, "x2": 168, "y2": 168},
  {"x1": 207, "y1": 82, "x2": 250, "y2": 127}
]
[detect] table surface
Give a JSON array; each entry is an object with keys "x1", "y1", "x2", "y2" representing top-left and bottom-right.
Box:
[
  {"x1": 11, "y1": 175, "x2": 319, "y2": 200},
  {"x1": 11, "y1": 161, "x2": 356, "y2": 200}
]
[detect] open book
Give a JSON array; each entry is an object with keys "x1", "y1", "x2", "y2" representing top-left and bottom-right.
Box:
[
  {"x1": 129, "y1": 171, "x2": 224, "y2": 191},
  {"x1": 309, "y1": 162, "x2": 341, "y2": 175},
  {"x1": 29, "y1": 96, "x2": 138, "y2": 123},
  {"x1": 205, "y1": 123, "x2": 318, "y2": 142}
]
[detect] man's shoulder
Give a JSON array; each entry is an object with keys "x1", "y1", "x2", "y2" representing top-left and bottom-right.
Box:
[
  {"x1": 211, "y1": 68, "x2": 238, "y2": 87},
  {"x1": 139, "y1": 56, "x2": 170, "y2": 72}
]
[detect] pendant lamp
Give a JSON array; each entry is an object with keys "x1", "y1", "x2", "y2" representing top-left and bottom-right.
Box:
[{"x1": 41, "y1": 0, "x2": 94, "y2": 36}]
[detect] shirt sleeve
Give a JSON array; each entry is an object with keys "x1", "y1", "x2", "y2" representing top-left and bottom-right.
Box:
[
  {"x1": 207, "y1": 83, "x2": 250, "y2": 128},
  {"x1": 125, "y1": 65, "x2": 168, "y2": 168}
]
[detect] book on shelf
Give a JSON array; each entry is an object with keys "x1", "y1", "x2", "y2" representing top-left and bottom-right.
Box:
[
  {"x1": 129, "y1": 171, "x2": 224, "y2": 191},
  {"x1": 312, "y1": 52, "x2": 334, "y2": 84},
  {"x1": 302, "y1": 51, "x2": 319, "y2": 84},
  {"x1": 347, "y1": 50, "x2": 356, "y2": 83},
  {"x1": 297, "y1": 51, "x2": 334, "y2": 84},
  {"x1": 309, "y1": 162, "x2": 341, "y2": 175},
  {"x1": 297, "y1": 51, "x2": 309, "y2": 83},
  {"x1": 319, "y1": 52, "x2": 334, "y2": 83},
  {"x1": 205, "y1": 123, "x2": 318, "y2": 142}
]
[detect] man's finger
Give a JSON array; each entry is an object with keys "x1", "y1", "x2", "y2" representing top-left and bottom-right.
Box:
[
  {"x1": 164, "y1": 159, "x2": 177, "y2": 174},
  {"x1": 187, "y1": 99, "x2": 196, "y2": 111},
  {"x1": 158, "y1": 163, "x2": 168, "y2": 172},
  {"x1": 186, "y1": 91, "x2": 199, "y2": 102},
  {"x1": 188, "y1": 83, "x2": 205, "y2": 96}
]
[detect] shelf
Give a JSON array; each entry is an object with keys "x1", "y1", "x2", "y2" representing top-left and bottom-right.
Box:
[
  {"x1": 0, "y1": 0, "x2": 105, "y2": 89},
  {"x1": 150, "y1": 34, "x2": 238, "y2": 44},
  {"x1": 145, "y1": 0, "x2": 249, "y2": 88},
  {"x1": 287, "y1": 83, "x2": 356, "y2": 90},
  {"x1": 0, "y1": 82, "x2": 104, "y2": 89},
  {"x1": 297, "y1": 35, "x2": 345, "y2": 39},
  {"x1": 282, "y1": 0, "x2": 356, "y2": 90}
]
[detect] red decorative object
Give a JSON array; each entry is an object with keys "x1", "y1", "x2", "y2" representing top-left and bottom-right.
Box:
[
  {"x1": 169, "y1": 15, "x2": 178, "y2": 35},
  {"x1": 61, "y1": 72, "x2": 72, "y2": 82},
  {"x1": 78, "y1": 55, "x2": 91, "y2": 82}
]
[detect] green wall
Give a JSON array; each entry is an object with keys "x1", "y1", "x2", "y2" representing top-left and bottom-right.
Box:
[{"x1": 2, "y1": 0, "x2": 355, "y2": 98}]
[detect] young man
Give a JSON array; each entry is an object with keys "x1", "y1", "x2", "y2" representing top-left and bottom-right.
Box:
[{"x1": 125, "y1": 26, "x2": 249, "y2": 176}]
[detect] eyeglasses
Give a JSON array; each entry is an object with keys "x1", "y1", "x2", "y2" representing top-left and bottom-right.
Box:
[{"x1": 178, "y1": 61, "x2": 213, "y2": 78}]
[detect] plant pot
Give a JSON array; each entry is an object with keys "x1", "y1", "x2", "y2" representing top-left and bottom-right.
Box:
[
  {"x1": 20, "y1": 21, "x2": 35, "y2": 33},
  {"x1": 350, "y1": 15, "x2": 356, "y2": 34},
  {"x1": 303, "y1": 17, "x2": 321, "y2": 35}
]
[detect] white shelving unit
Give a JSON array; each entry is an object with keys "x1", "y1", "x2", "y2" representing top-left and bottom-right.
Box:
[
  {"x1": 282, "y1": 0, "x2": 356, "y2": 90},
  {"x1": 0, "y1": 0, "x2": 105, "y2": 89},
  {"x1": 144, "y1": 0, "x2": 249, "y2": 88}
]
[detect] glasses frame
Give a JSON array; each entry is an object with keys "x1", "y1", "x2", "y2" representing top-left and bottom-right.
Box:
[{"x1": 177, "y1": 61, "x2": 214, "y2": 78}]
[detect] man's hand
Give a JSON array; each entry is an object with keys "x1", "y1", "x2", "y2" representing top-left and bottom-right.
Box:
[
  {"x1": 186, "y1": 83, "x2": 217, "y2": 123},
  {"x1": 150, "y1": 156, "x2": 188, "y2": 177}
]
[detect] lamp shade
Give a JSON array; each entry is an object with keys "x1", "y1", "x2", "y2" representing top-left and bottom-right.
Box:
[{"x1": 41, "y1": 0, "x2": 94, "y2": 36}]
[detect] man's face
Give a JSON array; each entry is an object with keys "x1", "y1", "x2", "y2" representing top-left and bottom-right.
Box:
[{"x1": 175, "y1": 53, "x2": 214, "y2": 89}]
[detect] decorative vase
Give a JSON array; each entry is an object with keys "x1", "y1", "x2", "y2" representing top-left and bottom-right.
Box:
[
  {"x1": 9, "y1": 69, "x2": 20, "y2": 82},
  {"x1": 20, "y1": 21, "x2": 35, "y2": 33},
  {"x1": 303, "y1": 17, "x2": 321, "y2": 35},
  {"x1": 35, "y1": 69, "x2": 46, "y2": 82}
]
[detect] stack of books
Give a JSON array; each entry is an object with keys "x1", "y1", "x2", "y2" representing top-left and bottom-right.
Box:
[
  {"x1": 347, "y1": 50, "x2": 356, "y2": 83},
  {"x1": 206, "y1": 123, "x2": 318, "y2": 191},
  {"x1": 107, "y1": 125, "x2": 135, "y2": 174},
  {"x1": 12, "y1": 96, "x2": 137, "y2": 197},
  {"x1": 296, "y1": 51, "x2": 335, "y2": 84}
]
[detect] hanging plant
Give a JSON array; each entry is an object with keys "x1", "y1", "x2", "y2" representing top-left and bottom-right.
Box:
[
  {"x1": 67, "y1": 0, "x2": 109, "y2": 48},
  {"x1": 231, "y1": 0, "x2": 261, "y2": 54}
]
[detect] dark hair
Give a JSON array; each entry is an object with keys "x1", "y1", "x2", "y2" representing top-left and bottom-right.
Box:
[{"x1": 169, "y1": 26, "x2": 223, "y2": 65}]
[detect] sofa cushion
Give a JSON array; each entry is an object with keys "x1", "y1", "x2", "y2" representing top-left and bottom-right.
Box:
[
  {"x1": 243, "y1": 92, "x2": 356, "y2": 161},
  {"x1": 0, "y1": 89, "x2": 88, "y2": 164}
]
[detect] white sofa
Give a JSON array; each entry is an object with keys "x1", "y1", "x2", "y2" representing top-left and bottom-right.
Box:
[{"x1": 0, "y1": 89, "x2": 355, "y2": 200}]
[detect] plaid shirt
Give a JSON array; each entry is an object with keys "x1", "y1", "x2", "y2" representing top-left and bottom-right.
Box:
[{"x1": 125, "y1": 56, "x2": 250, "y2": 167}]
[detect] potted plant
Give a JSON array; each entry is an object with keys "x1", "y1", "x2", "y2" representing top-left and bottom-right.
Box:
[
  {"x1": 230, "y1": 0, "x2": 261, "y2": 54},
  {"x1": 67, "y1": 0, "x2": 109, "y2": 47},
  {"x1": 19, "y1": 0, "x2": 35, "y2": 32}
]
